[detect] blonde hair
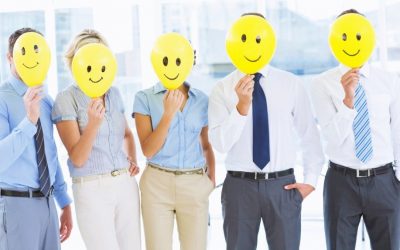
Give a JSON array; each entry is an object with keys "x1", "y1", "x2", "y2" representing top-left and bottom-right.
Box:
[{"x1": 64, "y1": 29, "x2": 109, "y2": 70}]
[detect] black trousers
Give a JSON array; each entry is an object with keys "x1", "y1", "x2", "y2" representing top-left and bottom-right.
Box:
[
  {"x1": 324, "y1": 164, "x2": 400, "y2": 250},
  {"x1": 222, "y1": 173, "x2": 302, "y2": 250}
]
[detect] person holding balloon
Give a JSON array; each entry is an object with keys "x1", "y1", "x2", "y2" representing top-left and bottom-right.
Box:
[
  {"x1": 311, "y1": 9, "x2": 400, "y2": 250},
  {"x1": 52, "y1": 29, "x2": 141, "y2": 250},
  {"x1": 0, "y1": 28, "x2": 72, "y2": 250},
  {"x1": 208, "y1": 13, "x2": 324, "y2": 250},
  {"x1": 133, "y1": 33, "x2": 215, "y2": 250}
]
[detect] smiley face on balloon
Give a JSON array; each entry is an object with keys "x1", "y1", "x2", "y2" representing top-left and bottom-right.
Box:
[
  {"x1": 226, "y1": 15, "x2": 276, "y2": 74},
  {"x1": 151, "y1": 33, "x2": 194, "y2": 90},
  {"x1": 13, "y1": 32, "x2": 51, "y2": 87},
  {"x1": 329, "y1": 13, "x2": 376, "y2": 68},
  {"x1": 71, "y1": 43, "x2": 117, "y2": 98}
]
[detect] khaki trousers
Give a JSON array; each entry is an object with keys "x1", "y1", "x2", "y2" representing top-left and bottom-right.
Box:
[{"x1": 140, "y1": 165, "x2": 214, "y2": 250}]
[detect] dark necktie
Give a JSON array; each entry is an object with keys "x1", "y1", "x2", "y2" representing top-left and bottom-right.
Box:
[
  {"x1": 252, "y1": 73, "x2": 270, "y2": 169},
  {"x1": 34, "y1": 119, "x2": 51, "y2": 196}
]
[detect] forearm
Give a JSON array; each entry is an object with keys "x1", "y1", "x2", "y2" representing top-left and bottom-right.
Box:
[
  {"x1": 68, "y1": 123, "x2": 99, "y2": 167},
  {"x1": 141, "y1": 114, "x2": 173, "y2": 158},
  {"x1": 204, "y1": 146, "x2": 215, "y2": 178},
  {"x1": 124, "y1": 132, "x2": 137, "y2": 164}
]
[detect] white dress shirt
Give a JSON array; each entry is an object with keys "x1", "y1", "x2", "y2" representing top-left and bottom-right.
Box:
[
  {"x1": 310, "y1": 64, "x2": 400, "y2": 177},
  {"x1": 208, "y1": 66, "x2": 324, "y2": 187}
]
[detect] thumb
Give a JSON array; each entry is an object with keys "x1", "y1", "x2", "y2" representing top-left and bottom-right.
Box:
[{"x1": 284, "y1": 183, "x2": 298, "y2": 190}]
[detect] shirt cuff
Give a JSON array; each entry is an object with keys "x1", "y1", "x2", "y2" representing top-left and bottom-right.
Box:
[
  {"x1": 18, "y1": 117, "x2": 37, "y2": 138},
  {"x1": 54, "y1": 190, "x2": 72, "y2": 209},
  {"x1": 395, "y1": 166, "x2": 400, "y2": 181},
  {"x1": 337, "y1": 101, "x2": 357, "y2": 120},
  {"x1": 303, "y1": 172, "x2": 320, "y2": 188},
  {"x1": 230, "y1": 106, "x2": 248, "y2": 125}
]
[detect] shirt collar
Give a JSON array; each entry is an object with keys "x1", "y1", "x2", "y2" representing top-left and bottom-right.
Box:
[
  {"x1": 338, "y1": 63, "x2": 370, "y2": 78},
  {"x1": 153, "y1": 82, "x2": 197, "y2": 96},
  {"x1": 8, "y1": 74, "x2": 28, "y2": 96}
]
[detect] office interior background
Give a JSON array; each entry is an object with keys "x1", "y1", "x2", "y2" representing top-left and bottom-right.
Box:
[{"x1": 1, "y1": 0, "x2": 399, "y2": 249}]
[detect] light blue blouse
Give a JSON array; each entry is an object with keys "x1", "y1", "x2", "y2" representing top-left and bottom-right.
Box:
[
  {"x1": 52, "y1": 85, "x2": 129, "y2": 177},
  {"x1": 132, "y1": 83, "x2": 208, "y2": 169}
]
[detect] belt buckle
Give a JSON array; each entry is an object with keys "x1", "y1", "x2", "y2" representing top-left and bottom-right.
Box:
[
  {"x1": 356, "y1": 169, "x2": 370, "y2": 178},
  {"x1": 111, "y1": 170, "x2": 120, "y2": 177}
]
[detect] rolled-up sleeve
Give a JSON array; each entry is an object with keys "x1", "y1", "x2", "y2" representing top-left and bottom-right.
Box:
[
  {"x1": 52, "y1": 91, "x2": 77, "y2": 123},
  {"x1": 132, "y1": 91, "x2": 150, "y2": 117}
]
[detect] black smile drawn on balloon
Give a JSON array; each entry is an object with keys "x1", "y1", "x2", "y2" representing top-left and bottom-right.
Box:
[
  {"x1": 244, "y1": 55, "x2": 261, "y2": 62},
  {"x1": 343, "y1": 49, "x2": 360, "y2": 57},
  {"x1": 164, "y1": 73, "x2": 179, "y2": 81},
  {"x1": 23, "y1": 62, "x2": 39, "y2": 69},
  {"x1": 89, "y1": 77, "x2": 103, "y2": 83}
]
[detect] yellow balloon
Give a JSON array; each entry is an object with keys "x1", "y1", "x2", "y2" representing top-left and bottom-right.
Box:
[
  {"x1": 13, "y1": 32, "x2": 51, "y2": 87},
  {"x1": 151, "y1": 33, "x2": 194, "y2": 90},
  {"x1": 329, "y1": 13, "x2": 376, "y2": 68},
  {"x1": 71, "y1": 43, "x2": 117, "y2": 98},
  {"x1": 226, "y1": 15, "x2": 276, "y2": 74}
]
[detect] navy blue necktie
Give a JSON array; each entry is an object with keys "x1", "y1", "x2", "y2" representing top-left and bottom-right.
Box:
[
  {"x1": 252, "y1": 73, "x2": 270, "y2": 169},
  {"x1": 34, "y1": 119, "x2": 51, "y2": 196}
]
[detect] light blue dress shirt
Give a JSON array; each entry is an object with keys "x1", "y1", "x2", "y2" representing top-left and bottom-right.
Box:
[
  {"x1": 0, "y1": 76, "x2": 71, "y2": 208},
  {"x1": 52, "y1": 85, "x2": 130, "y2": 177},
  {"x1": 133, "y1": 83, "x2": 208, "y2": 169}
]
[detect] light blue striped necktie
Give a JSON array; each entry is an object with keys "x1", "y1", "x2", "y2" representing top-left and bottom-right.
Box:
[{"x1": 353, "y1": 82, "x2": 373, "y2": 163}]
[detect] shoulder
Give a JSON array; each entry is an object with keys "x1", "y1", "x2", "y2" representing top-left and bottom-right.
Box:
[
  {"x1": 310, "y1": 66, "x2": 341, "y2": 91},
  {"x1": 268, "y1": 66, "x2": 300, "y2": 83},
  {"x1": 210, "y1": 70, "x2": 242, "y2": 97},
  {"x1": 369, "y1": 65, "x2": 398, "y2": 82}
]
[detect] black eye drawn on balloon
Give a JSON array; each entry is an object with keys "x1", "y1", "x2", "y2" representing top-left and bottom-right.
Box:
[
  {"x1": 241, "y1": 34, "x2": 247, "y2": 42},
  {"x1": 176, "y1": 58, "x2": 181, "y2": 66},
  {"x1": 34, "y1": 45, "x2": 39, "y2": 53},
  {"x1": 256, "y1": 36, "x2": 261, "y2": 44},
  {"x1": 342, "y1": 33, "x2": 347, "y2": 41},
  {"x1": 21, "y1": 47, "x2": 26, "y2": 55},
  {"x1": 163, "y1": 56, "x2": 168, "y2": 66},
  {"x1": 101, "y1": 65, "x2": 106, "y2": 72},
  {"x1": 87, "y1": 65, "x2": 92, "y2": 73},
  {"x1": 356, "y1": 33, "x2": 361, "y2": 41}
]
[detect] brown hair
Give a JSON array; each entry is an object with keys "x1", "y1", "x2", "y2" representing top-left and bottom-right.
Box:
[
  {"x1": 8, "y1": 27, "x2": 42, "y2": 55},
  {"x1": 337, "y1": 9, "x2": 364, "y2": 18},
  {"x1": 64, "y1": 29, "x2": 109, "y2": 70},
  {"x1": 241, "y1": 12, "x2": 265, "y2": 19}
]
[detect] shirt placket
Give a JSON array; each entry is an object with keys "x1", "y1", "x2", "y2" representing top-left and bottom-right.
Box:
[
  {"x1": 105, "y1": 94, "x2": 116, "y2": 169},
  {"x1": 178, "y1": 112, "x2": 185, "y2": 169}
]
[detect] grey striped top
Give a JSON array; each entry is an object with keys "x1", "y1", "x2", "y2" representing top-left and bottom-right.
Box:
[{"x1": 52, "y1": 85, "x2": 129, "y2": 177}]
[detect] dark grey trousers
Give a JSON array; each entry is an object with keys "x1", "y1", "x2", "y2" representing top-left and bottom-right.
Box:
[
  {"x1": 222, "y1": 173, "x2": 302, "y2": 250},
  {"x1": 324, "y1": 165, "x2": 400, "y2": 250}
]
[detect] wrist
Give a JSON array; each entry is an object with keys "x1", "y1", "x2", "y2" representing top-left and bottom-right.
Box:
[
  {"x1": 236, "y1": 101, "x2": 251, "y2": 116},
  {"x1": 162, "y1": 112, "x2": 175, "y2": 122},
  {"x1": 343, "y1": 97, "x2": 354, "y2": 109},
  {"x1": 27, "y1": 115, "x2": 38, "y2": 125}
]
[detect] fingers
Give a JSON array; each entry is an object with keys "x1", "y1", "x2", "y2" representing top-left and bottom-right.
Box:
[
  {"x1": 236, "y1": 75, "x2": 254, "y2": 90},
  {"x1": 284, "y1": 183, "x2": 298, "y2": 190},
  {"x1": 129, "y1": 165, "x2": 140, "y2": 176},
  {"x1": 25, "y1": 86, "x2": 43, "y2": 101}
]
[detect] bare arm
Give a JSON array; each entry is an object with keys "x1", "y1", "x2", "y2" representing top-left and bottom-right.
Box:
[
  {"x1": 200, "y1": 126, "x2": 215, "y2": 186},
  {"x1": 135, "y1": 90, "x2": 183, "y2": 158},
  {"x1": 55, "y1": 99, "x2": 105, "y2": 167}
]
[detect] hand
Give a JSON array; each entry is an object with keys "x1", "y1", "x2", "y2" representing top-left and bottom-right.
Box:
[
  {"x1": 163, "y1": 90, "x2": 184, "y2": 118},
  {"x1": 207, "y1": 173, "x2": 216, "y2": 187},
  {"x1": 59, "y1": 205, "x2": 73, "y2": 243},
  {"x1": 127, "y1": 156, "x2": 140, "y2": 176},
  {"x1": 87, "y1": 98, "x2": 105, "y2": 128},
  {"x1": 235, "y1": 75, "x2": 255, "y2": 115},
  {"x1": 341, "y1": 69, "x2": 360, "y2": 109},
  {"x1": 23, "y1": 86, "x2": 43, "y2": 125},
  {"x1": 284, "y1": 183, "x2": 315, "y2": 200}
]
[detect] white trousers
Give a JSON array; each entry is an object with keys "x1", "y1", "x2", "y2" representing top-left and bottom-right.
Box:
[{"x1": 72, "y1": 172, "x2": 141, "y2": 250}]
